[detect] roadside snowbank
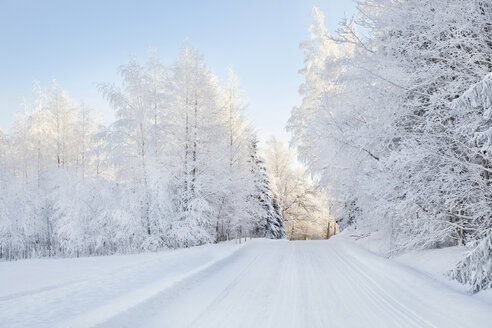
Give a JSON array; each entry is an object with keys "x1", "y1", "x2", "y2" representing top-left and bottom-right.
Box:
[
  {"x1": 334, "y1": 230, "x2": 492, "y2": 303},
  {"x1": 0, "y1": 241, "x2": 244, "y2": 328}
]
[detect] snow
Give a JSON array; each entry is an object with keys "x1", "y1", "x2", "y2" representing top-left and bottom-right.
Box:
[
  {"x1": 338, "y1": 231, "x2": 492, "y2": 303},
  {"x1": 1, "y1": 238, "x2": 492, "y2": 328},
  {"x1": 0, "y1": 242, "x2": 242, "y2": 327}
]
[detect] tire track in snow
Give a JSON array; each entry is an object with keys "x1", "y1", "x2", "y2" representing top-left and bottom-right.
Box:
[
  {"x1": 5, "y1": 239, "x2": 492, "y2": 328},
  {"x1": 329, "y1": 243, "x2": 437, "y2": 328}
]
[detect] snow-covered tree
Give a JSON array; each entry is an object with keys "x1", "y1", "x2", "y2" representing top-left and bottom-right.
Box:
[
  {"x1": 265, "y1": 136, "x2": 335, "y2": 240},
  {"x1": 164, "y1": 46, "x2": 227, "y2": 247},
  {"x1": 248, "y1": 138, "x2": 285, "y2": 239},
  {"x1": 448, "y1": 73, "x2": 492, "y2": 292}
]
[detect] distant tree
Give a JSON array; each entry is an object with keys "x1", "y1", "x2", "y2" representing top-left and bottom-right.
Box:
[
  {"x1": 248, "y1": 138, "x2": 285, "y2": 239},
  {"x1": 264, "y1": 136, "x2": 335, "y2": 240}
]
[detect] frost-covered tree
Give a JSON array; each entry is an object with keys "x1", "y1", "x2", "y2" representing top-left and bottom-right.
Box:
[
  {"x1": 365, "y1": 0, "x2": 492, "y2": 250},
  {"x1": 211, "y1": 69, "x2": 262, "y2": 241},
  {"x1": 265, "y1": 136, "x2": 335, "y2": 240},
  {"x1": 248, "y1": 138, "x2": 285, "y2": 239},
  {"x1": 98, "y1": 58, "x2": 171, "y2": 250},
  {"x1": 164, "y1": 46, "x2": 226, "y2": 247},
  {"x1": 448, "y1": 73, "x2": 492, "y2": 292}
]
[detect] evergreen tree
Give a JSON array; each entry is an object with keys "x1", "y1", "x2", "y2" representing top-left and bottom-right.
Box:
[{"x1": 249, "y1": 138, "x2": 285, "y2": 239}]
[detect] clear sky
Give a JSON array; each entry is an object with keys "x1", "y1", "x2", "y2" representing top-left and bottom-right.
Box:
[{"x1": 0, "y1": 0, "x2": 356, "y2": 143}]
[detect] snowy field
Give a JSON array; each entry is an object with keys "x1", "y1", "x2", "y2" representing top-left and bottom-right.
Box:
[{"x1": 1, "y1": 237, "x2": 491, "y2": 328}]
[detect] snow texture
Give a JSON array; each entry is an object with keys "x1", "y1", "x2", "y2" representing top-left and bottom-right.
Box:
[{"x1": 1, "y1": 238, "x2": 491, "y2": 328}]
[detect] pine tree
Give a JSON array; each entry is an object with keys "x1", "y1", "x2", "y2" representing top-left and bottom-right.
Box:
[{"x1": 249, "y1": 138, "x2": 285, "y2": 239}]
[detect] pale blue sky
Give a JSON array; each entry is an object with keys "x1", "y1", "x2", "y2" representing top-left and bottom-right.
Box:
[{"x1": 0, "y1": 0, "x2": 356, "y2": 142}]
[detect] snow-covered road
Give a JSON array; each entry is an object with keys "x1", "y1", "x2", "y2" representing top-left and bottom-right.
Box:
[{"x1": 1, "y1": 238, "x2": 491, "y2": 328}]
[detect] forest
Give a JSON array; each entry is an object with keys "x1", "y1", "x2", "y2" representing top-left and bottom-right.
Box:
[
  {"x1": 0, "y1": 48, "x2": 282, "y2": 258},
  {"x1": 0, "y1": 46, "x2": 338, "y2": 261},
  {"x1": 290, "y1": 0, "x2": 492, "y2": 292}
]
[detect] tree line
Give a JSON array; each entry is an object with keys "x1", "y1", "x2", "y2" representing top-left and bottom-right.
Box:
[{"x1": 0, "y1": 46, "x2": 285, "y2": 260}]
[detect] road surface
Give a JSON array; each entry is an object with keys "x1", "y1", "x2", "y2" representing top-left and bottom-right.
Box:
[{"x1": 1, "y1": 238, "x2": 491, "y2": 327}]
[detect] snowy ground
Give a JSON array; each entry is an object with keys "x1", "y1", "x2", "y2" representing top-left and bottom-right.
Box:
[{"x1": 1, "y1": 237, "x2": 491, "y2": 328}]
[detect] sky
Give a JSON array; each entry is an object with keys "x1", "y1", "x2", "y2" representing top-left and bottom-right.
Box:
[{"x1": 0, "y1": 0, "x2": 357, "y2": 144}]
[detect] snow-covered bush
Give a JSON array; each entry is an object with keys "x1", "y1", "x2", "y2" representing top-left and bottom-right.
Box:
[{"x1": 449, "y1": 232, "x2": 492, "y2": 293}]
